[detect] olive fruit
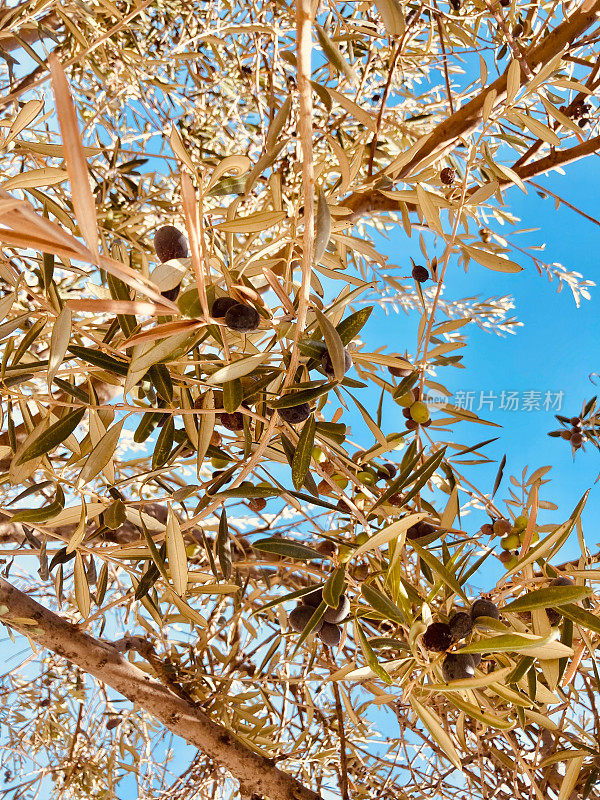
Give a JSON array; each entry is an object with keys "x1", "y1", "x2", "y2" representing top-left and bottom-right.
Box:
[
  {"x1": 514, "y1": 515, "x2": 528, "y2": 530},
  {"x1": 397, "y1": 389, "x2": 418, "y2": 408},
  {"x1": 312, "y1": 446, "x2": 327, "y2": 463},
  {"x1": 378, "y1": 462, "x2": 397, "y2": 479},
  {"x1": 357, "y1": 470, "x2": 377, "y2": 485},
  {"x1": 449, "y1": 611, "x2": 473, "y2": 641},
  {"x1": 388, "y1": 357, "x2": 413, "y2": 378},
  {"x1": 405, "y1": 419, "x2": 418, "y2": 431},
  {"x1": 321, "y1": 349, "x2": 352, "y2": 377},
  {"x1": 410, "y1": 401, "x2": 430, "y2": 424},
  {"x1": 277, "y1": 403, "x2": 311, "y2": 425},
  {"x1": 304, "y1": 587, "x2": 324, "y2": 607},
  {"x1": 470, "y1": 598, "x2": 500, "y2": 621},
  {"x1": 412, "y1": 264, "x2": 430, "y2": 283},
  {"x1": 220, "y1": 411, "x2": 244, "y2": 431},
  {"x1": 440, "y1": 167, "x2": 456, "y2": 185},
  {"x1": 323, "y1": 594, "x2": 350, "y2": 624},
  {"x1": 224, "y1": 303, "x2": 261, "y2": 332},
  {"x1": 318, "y1": 622, "x2": 341, "y2": 646},
  {"x1": 501, "y1": 532, "x2": 521, "y2": 550},
  {"x1": 154, "y1": 225, "x2": 188, "y2": 263},
  {"x1": 480, "y1": 523, "x2": 494, "y2": 536},
  {"x1": 442, "y1": 653, "x2": 476, "y2": 681},
  {"x1": 211, "y1": 297, "x2": 238, "y2": 318},
  {"x1": 499, "y1": 550, "x2": 519, "y2": 570},
  {"x1": 406, "y1": 520, "x2": 436, "y2": 540},
  {"x1": 249, "y1": 497, "x2": 267, "y2": 513},
  {"x1": 288, "y1": 605, "x2": 323, "y2": 634},
  {"x1": 449, "y1": 0, "x2": 461, "y2": 11},
  {"x1": 551, "y1": 575, "x2": 574, "y2": 587},
  {"x1": 316, "y1": 540, "x2": 337, "y2": 557},
  {"x1": 422, "y1": 622, "x2": 453, "y2": 652},
  {"x1": 162, "y1": 285, "x2": 181, "y2": 302},
  {"x1": 493, "y1": 518, "x2": 511, "y2": 537}
]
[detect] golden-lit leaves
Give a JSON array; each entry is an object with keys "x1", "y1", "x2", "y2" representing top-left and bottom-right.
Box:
[
  {"x1": 166, "y1": 506, "x2": 188, "y2": 596},
  {"x1": 48, "y1": 54, "x2": 99, "y2": 262}
]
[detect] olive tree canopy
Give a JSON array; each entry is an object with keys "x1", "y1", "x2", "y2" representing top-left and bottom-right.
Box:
[{"x1": 0, "y1": 1, "x2": 600, "y2": 799}]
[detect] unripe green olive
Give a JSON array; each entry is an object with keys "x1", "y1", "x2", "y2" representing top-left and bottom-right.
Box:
[
  {"x1": 357, "y1": 470, "x2": 377, "y2": 485},
  {"x1": 410, "y1": 401, "x2": 430, "y2": 424},
  {"x1": 396, "y1": 392, "x2": 415, "y2": 408},
  {"x1": 355, "y1": 532, "x2": 369, "y2": 545},
  {"x1": 211, "y1": 457, "x2": 229, "y2": 469},
  {"x1": 312, "y1": 446, "x2": 327, "y2": 463},
  {"x1": 514, "y1": 515, "x2": 528, "y2": 530},
  {"x1": 501, "y1": 533, "x2": 520, "y2": 550},
  {"x1": 331, "y1": 474, "x2": 349, "y2": 490}
]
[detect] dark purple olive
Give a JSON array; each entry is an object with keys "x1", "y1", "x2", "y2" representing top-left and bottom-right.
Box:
[
  {"x1": 224, "y1": 303, "x2": 261, "y2": 332},
  {"x1": 277, "y1": 403, "x2": 311, "y2": 425},
  {"x1": 154, "y1": 225, "x2": 188, "y2": 263},
  {"x1": 423, "y1": 622, "x2": 453, "y2": 652},
  {"x1": 321, "y1": 349, "x2": 352, "y2": 378},
  {"x1": 288, "y1": 605, "x2": 323, "y2": 634},
  {"x1": 211, "y1": 297, "x2": 238, "y2": 318},
  {"x1": 318, "y1": 622, "x2": 341, "y2": 646},
  {"x1": 449, "y1": 611, "x2": 473, "y2": 641},
  {"x1": 470, "y1": 598, "x2": 500, "y2": 621},
  {"x1": 323, "y1": 594, "x2": 350, "y2": 624}
]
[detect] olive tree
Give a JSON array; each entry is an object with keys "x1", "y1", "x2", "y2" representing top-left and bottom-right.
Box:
[{"x1": 0, "y1": 0, "x2": 599, "y2": 798}]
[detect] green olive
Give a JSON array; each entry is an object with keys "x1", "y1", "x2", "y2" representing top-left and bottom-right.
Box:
[
  {"x1": 501, "y1": 533, "x2": 520, "y2": 550},
  {"x1": 410, "y1": 401, "x2": 430, "y2": 424}
]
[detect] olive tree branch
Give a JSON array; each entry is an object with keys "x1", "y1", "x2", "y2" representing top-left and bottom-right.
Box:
[{"x1": 0, "y1": 577, "x2": 322, "y2": 800}]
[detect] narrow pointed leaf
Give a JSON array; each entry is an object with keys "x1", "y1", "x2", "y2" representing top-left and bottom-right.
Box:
[
  {"x1": 16, "y1": 408, "x2": 85, "y2": 465},
  {"x1": 292, "y1": 413, "x2": 316, "y2": 490}
]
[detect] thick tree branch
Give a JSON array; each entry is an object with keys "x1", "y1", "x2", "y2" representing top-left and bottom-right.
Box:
[
  {"x1": 0, "y1": 577, "x2": 321, "y2": 800},
  {"x1": 388, "y1": 0, "x2": 600, "y2": 180},
  {"x1": 345, "y1": 133, "x2": 600, "y2": 217},
  {"x1": 343, "y1": 0, "x2": 600, "y2": 220}
]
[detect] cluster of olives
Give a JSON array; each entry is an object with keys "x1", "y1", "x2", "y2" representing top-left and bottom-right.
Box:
[
  {"x1": 483, "y1": 515, "x2": 539, "y2": 570},
  {"x1": 396, "y1": 387, "x2": 432, "y2": 431},
  {"x1": 211, "y1": 296, "x2": 261, "y2": 333},
  {"x1": 315, "y1": 451, "x2": 398, "y2": 501},
  {"x1": 406, "y1": 519, "x2": 437, "y2": 540},
  {"x1": 561, "y1": 98, "x2": 593, "y2": 128},
  {"x1": 287, "y1": 587, "x2": 350, "y2": 646},
  {"x1": 554, "y1": 416, "x2": 585, "y2": 450},
  {"x1": 423, "y1": 597, "x2": 499, "y2": 681}
]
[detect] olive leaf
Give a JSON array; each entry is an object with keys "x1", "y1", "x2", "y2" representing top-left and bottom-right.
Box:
[
  {"x1": 16, "y1": 408, "x2": 85, "y2": 465},
  {"x1": 292, "y1": 413, "x2": 316, "y2": 490}
]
